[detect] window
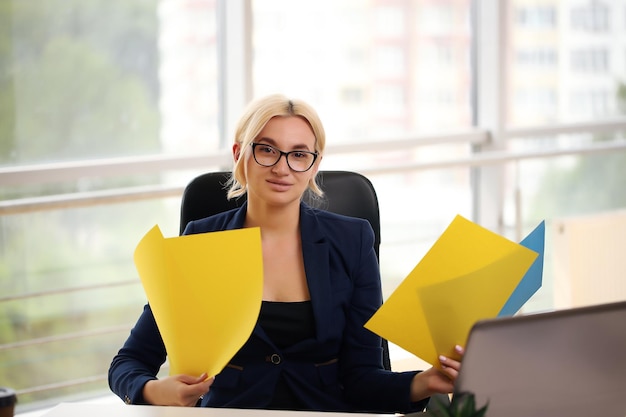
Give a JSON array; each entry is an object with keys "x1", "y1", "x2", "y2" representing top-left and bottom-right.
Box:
[
  {"x1": 571, "y1": 1, "x2": 609, "y2": 32},
  {"x1": 516, "y1": 48, "x2": 558, "y2": 68},
  {"x1": 513, "y1": 88, "x2": 558, "y2": 125},
  {"x1": 569, "y1": 89, "x2": 611, "y2": 116},
  {"x1": 570, "y1": 48, "x2": 609, "y2": 72},
  {"x1": 516, "y1": 6, "x2": 557, "y2": 28}
]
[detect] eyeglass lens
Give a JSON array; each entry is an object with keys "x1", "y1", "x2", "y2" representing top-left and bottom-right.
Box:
[{"x1": 252, "y1": 143, "x2": 316, "y2": 172}]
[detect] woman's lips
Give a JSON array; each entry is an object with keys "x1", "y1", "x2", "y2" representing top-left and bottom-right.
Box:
[{"x1": 267, "y1": 179, "x2": 292, "y2": 191}]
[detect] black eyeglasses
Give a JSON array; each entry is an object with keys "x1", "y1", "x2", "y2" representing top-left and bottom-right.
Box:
[{"x1": 250, "y1": 142, "x2": 318, "y2": 172}]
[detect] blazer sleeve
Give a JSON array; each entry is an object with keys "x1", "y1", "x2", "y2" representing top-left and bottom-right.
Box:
[
  {"x1": 339, "y1": 220, "x2": 429, "y2": 413},
  {"x1": 108, "y1": 304, "x2": 166, "y2": 404}
]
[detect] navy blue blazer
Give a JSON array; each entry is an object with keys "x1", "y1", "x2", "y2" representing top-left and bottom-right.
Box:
[{"x1": 109, "y1": 202, "x2": 427, "y2": 413}]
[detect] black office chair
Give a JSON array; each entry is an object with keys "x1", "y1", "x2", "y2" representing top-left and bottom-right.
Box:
[{"x1": 179, "y1": 170, "x2": 390, "y2": 370}]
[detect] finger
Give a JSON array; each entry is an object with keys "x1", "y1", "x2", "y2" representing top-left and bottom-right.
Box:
[
  {"x1": 177, "y1": 372, "x2": 208, "y2": 385},
  {"x1": 455, "y1": 345, "x2": 465, "y2": 357},
  {"x1": 199, "y1": 376, "x2": 214, "y2": 392},
  {"x1": 439, "y1": 355, "x2": 461, "y2": 372},
  {"x1": 194, "y1": 372, "x2": 209, "y2": 383},
  {"x1": 188, "y1": 377, "x2": 214, "y2": 396},
  {"x1": 443, "y1": 365, "x2": 460, "y2": 380}
]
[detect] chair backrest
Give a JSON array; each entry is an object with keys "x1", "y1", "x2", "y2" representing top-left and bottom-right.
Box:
[{"x1": 179, "y1": 170, "x2": 389, "y2": 370}]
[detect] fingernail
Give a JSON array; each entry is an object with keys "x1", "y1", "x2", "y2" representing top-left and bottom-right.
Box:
[
  {"x1": 455, "y1": 345, "x2": 463, "y2": 353},
  {"x1": 439, "y1": 355, "x2": 447, "y2": 362}
]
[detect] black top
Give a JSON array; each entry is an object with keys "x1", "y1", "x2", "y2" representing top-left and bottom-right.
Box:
[
  {"x1": 258, "y1": 300, "x2": 315, "y2": 409},
  {"x1": 259, "y1": 300, "x2": 315, "y2": 348}
]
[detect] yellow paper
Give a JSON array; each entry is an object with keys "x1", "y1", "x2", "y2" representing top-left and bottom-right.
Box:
[
  {"x1": 134, "y1": 225, "x2": 263, "y2": 377},
  {"x1": 364, "y1": 215, "x2": 538, "y2": 366}
]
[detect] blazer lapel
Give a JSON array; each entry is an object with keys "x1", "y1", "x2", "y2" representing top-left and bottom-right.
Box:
[
  {"x1": 225, "y1": 202, "x2": 247, "y2": 229},
  {"x1": 300, "y1": 204, "x2": 334, "y2": 342}
]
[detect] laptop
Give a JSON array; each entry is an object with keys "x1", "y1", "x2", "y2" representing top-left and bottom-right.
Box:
[{"x1": 454, "y1": 300, "x2": 626, "y2": 417}]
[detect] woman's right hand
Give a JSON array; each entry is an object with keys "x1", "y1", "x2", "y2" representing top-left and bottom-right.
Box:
[{"x1": 142, "y1": 373, "x2": 214, "y2": 406}]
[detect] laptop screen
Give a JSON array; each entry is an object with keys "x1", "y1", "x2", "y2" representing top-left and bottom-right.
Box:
[{"x1": 454, "y1": 301, "x2": 626, "y2": 417}]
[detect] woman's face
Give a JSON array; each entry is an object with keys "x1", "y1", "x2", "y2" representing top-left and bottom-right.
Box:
[{"x1": 238, "y1": 116, "x2": 319, "y2": 207}]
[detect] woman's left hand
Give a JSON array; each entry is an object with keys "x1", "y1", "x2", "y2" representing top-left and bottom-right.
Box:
[
  {"x1": 437, "y1": 344, "x2": 464, "y2": 383},
  {"x1": 410, "y1": 345, "x2": 465, "y2": 402}
]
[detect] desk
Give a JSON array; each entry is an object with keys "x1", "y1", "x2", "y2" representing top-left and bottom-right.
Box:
[{"x1": 40, "y1": 403, "x2": 398, "y2": 417}]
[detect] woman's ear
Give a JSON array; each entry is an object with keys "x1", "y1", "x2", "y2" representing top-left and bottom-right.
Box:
[
  {"x1": 233, "y1": 143, "x2": 241, "y2": 162},
  {"x1": 311, "y1": 155, "x2": 322, "y2": 176}
]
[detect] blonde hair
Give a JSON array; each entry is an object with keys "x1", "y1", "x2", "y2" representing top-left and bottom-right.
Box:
[{"x1": 227, "y1": 94, "x2": 326, "y2": 199}]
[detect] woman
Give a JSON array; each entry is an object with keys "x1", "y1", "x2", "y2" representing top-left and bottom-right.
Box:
[{"x1": 108, "y1": 94, "x2": 463, "y2": 413}]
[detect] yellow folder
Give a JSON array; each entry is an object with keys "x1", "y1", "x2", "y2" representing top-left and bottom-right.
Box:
[
  {"x1": 365, "y1": 215, "x2": 539, "y2": 366},
  {"x1": 133, "y1": 225, "x2": 263, "y2": 377}
]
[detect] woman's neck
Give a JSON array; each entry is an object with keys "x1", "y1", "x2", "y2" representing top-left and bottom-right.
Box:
[{"x1": 244, "y1": 199, "x2": 300, "y2": 236}]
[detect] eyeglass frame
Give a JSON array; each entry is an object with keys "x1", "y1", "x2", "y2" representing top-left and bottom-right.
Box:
[{"x1": 250, "y1": 142, "x2": 319, "y2": 172}]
